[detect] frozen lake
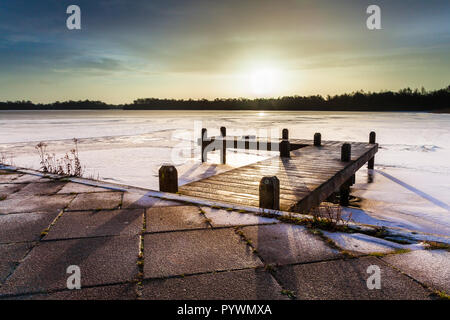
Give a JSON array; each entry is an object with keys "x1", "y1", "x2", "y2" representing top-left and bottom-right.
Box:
[{"x1": 1, "y1": 110, "x2": 449, "y2": 237}]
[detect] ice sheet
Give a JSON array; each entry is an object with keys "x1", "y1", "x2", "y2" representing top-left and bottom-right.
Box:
[{"x1": 1, "y1": 110, "x2": 449, "y2": 237}]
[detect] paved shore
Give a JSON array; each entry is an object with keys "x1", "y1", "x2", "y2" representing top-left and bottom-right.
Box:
[{"x1": 0, "y1": 169, "x2": 448, "y2": 300}]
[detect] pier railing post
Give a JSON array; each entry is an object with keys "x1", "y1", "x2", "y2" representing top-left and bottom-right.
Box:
[
  {"x1": 314, "y1": 133, "x2": 322, "y2": 146},
  {"x1": 339, "y1": 178, "x2": 351, "y2": 206},
  {"x1": 159, "y1": 165, "x2": 178, "y2": 193},
  {"x1": 201, "y1": 128, "x2": 208, "y2": 163},
  {"x1": 220, "y1": 126, "x2": 226, "y2": 164},
  {"x1": 341, "y1": 143, "x2": 351, "y2": 162},
  {"x1": 368, "y1": 131, "x2": 376, "y2": 169},
  {"x1": 280, "y1": 129, "x2": 290, "y2": 158},
  {"x1": 259, "y1": 176, "x2": 280, "y2": 210}
]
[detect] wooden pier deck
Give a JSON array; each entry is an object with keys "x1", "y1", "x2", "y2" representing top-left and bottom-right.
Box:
[{"x1": 179, "y1": 138, "x2": 378, "y2": 213}]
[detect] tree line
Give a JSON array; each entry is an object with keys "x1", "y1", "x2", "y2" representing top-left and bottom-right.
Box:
[{"x1": 1, "y1": 85, "x2": 448, "y2": 111}]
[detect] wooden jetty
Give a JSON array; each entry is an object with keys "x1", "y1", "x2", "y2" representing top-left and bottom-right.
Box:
[{"x1": 160, "y1": 129, "x2": 378, "y2": 213}]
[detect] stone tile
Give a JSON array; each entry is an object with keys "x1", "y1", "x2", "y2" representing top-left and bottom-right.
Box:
[
  {"x1": 275, "y1": 257, "x2": 432, "y2": 300},
  {"x1": 57, "y1": 182, "x2": 115, "y2": 194},
  {"x1": 45, "y1": 209, "x2": 144, "y2": 240},
  {"x1": 0, "y1": 184, "x2": 26, "y2": 199},
  {"x1": 122, "y1": 192, "x2": 183, "y2": 209},
  {"x1": 10, "y1": 181, "x2": 67, "y2": 197},
  {"x1": 146, "y1": 206, "x2": 209, "y2": 233},
  {"x1": 141, "y1": 269, "x2": 287, "y2": 300},
  {"x1": 322, "y1": 231, "x2": 407, "y2": 255},
  {"x1": 241, "y1": 224, "x2": 341, "y2": 265},
  {"x1": 0, "y1": 243, "x2": 33, "y2": 284},
  {"x1": 383, "y1": 250, "x2": 450, "y2": 294},
  {"x1": 0, "y1": 194, "x2": 75, "y2": 215},
  {"x1": 7, "y1": 175, "x2": 51, "y2": 184},
  {"x1": 66, "y1": 192, "x2": 123, "y2": 211},
  {"x1": 202, "y1": 207, "x2": 278, "y2": 227},
  {"x1": 0, "y1": 173, "x2": 22, "y2": 183},
  {"x1": 144, "y1": 229, "x2": 262, "y2": 278},
  {"x1": 8, "y1": 283, "x2": 137, "y2": 300},
  {"x1": 0, "y1": 236, "x2": 139, "y2": 296},
  {"x1": 0, "y1": 211, "x2": 60, "y2": 243}
]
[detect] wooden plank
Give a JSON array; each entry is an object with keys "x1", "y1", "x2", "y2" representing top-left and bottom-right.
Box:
[{"x1": 180, "y1": 139, "x2": 378, "y2": 213}]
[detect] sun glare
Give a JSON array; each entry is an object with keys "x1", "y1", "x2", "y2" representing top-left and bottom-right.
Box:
[{"x1": 250, "y1": 68, "x2": 281, "y2": 97}]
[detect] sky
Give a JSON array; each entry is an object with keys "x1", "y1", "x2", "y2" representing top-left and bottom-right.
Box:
[{"x1": 0, "y1": 0, "x2": 449, "y2": 104}]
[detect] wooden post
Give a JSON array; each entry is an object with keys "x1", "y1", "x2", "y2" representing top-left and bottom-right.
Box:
[
  {"x1": 280, "y1": 130, "x2": 290, "y2": 158},
  {"x1": 220, "y1": 126, "x2": 226, "y2": 164},
  {"x1": 341, "y1": 143, "x2": 351, "y2": 162},
  {"x1": 201, "y1": 128, "x2": 207, "y2": 163},
  {"x1": 159, "y1": 165, "x2": 178, "y2": 193},
  {"x1": 339, "y1": 179, "x2": 351, "y2": 206},
  {"x1": 368, "y1": 131, "x2": 376, "y2": 169},
  {"x1": 280, "y1": 140, "x2": 290, "y2": 157},
  {"x1": 259, "y1": 176, "x2": 280, "y2": 210},
  {"x1": 314, "y1": 133, "x2": 321, "y2": 146}
]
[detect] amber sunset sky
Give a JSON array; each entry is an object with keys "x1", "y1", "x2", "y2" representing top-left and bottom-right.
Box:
[{"x1": 0, "y1": 0, "x2": 449, "y2": 103}]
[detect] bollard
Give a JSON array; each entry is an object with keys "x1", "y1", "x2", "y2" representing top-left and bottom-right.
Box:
[
  {"x1": 159, "y1": 165, "x2": 178, "y2": 193},
  {"x1": 339, "y1": 179, "x2": 351, "y2": 206},
  {"x1": 259, "y1": 176, "x2": 280, "y2": 210},
  {"x1": 280, "y1": 140, "x2": 290, "y2": 158},
  {"x1": 282, "y1": 128, "x2": 289, "y2": 140},
  {"x1": 314, "y1": 133, "x2": 321, "y2": 146},
  {"x1": 369, "y1": 131, "x2": 376, "y2": 144},
  {"x1": 341, "y1": 143, "x2": 351, "y2": 162},
  {"x1": 201, "y1": 128, "x2": 208, "y2": 163},
  {"x1": 368, "y1": 131, "x2": 376, "y2": 169},
  {"x1": 220, "y1": 126, "x2": 226, "y2": 164}
]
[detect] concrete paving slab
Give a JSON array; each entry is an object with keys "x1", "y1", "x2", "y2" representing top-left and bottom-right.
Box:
[
  {"x1": 202, "y1": 207, "x2": 278, "y2": 227},
  {"x1": 0, "y1": 184, "x2": 26, "y2": 199},
  {"x1": 7, "y1": 175, "x2": 51, "y2": 184},
  {"x1": 322, "y1": 231, "x2": 408, "y2": 255},
  {"x1": 241, "y1": 224, "x2": 341, "y2": 265},
  {"x1": 383, "y1": 250, "x2": 450, "y2": 294},
  {"x1": 0, "y1": 243, "x2": 33, "y2": 284},
  {"x1": 10, "y1": 181, "x2": 67, "y2": 197},
  {"x1": 57, "y1": 182, "x2": 114, "y2": 194},
  {"x1": 146, "y1": 206, "x2": 209, "y2": 233},
  {"x1": 141, "y1": 269, "x2": 287, "y2": 300},
  {"x1": 0, "y1": 173, "x2": 22, "y2": 183},
  {"x1": 0, "y1": 236, "x2": 139, "y2": 296},
  {"x1": 66, "y1": 192, "x2": 123, "y2": 211},
  {"x1": 7, "y1": 283, "x2": 137, "y2": 300},
  {"x1": 122, "y1": 192, "x2": 183, "y2": 209},
  {"x1": 275, "y1": 256, "x2": 432, "y2": 300},
  {"x1": 0, "y1": 194, "x2": 75, "y2": 215},
  {"x1": 144, "y1": 228, "x2": 262, "y2": 278},
  {"x1": 0, "y1": 211, "x2": 60, "y2": 243},
  {"x1": 45, "y1": 209, "x2": 144, "y2": 240}
]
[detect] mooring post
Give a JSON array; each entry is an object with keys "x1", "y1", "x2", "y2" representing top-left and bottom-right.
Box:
[
  {"x1": 280, "y1": 129, "x2": 290, "y2": 158},
  {"x1": 201, "y1": 128, "x2": 207, "y2": 163},
  {"x1": 314, "y1": 132, "x2": 322, "y2": 146},
  {"x1": 220, "y1": 126, "x2": 226, "y2": 164},
  {"x1": 339, "y1": 179, "x2": 351, "y2": 206},
  {"x1": 259, "y1": 176, "x2": 280, "y2": 210},
  {"x1": 341, "y1": 143, "x2": 351, "y2": 162},
  {"x1": 159, "y1": 165, "x2": 178, "y2": 193},
  {"x1": 368, "y1": 131, "x2": 376, "y2": 169}
]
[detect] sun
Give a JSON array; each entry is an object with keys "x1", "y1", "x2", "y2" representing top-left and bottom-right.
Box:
[{"x1": 250, "y1": 68, "x2": 281, "y2": 96}]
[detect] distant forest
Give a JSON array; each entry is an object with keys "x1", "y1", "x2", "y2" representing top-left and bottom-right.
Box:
[{"x1": 1, "y1": 85, "x2": 449, "y2": 112}]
